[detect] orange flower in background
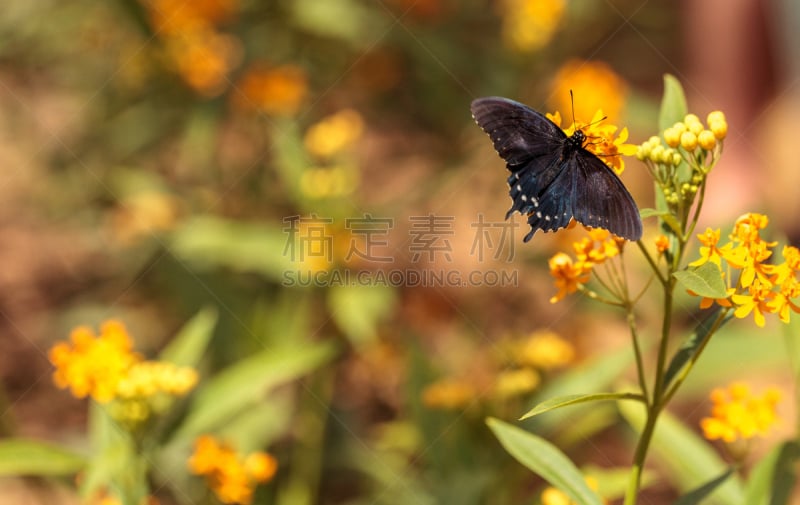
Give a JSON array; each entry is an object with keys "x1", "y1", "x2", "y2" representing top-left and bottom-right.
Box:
[
  {"x1": 549, "y1": 60, "x2": 628, "y2": 124},
  {"x1": 143, "y1": 0, "x2": 239, "y2": 35},
  {"x1": 189, "y1": 435, "x2": 277, "y2": 505},
  {"x1": 701, "y1": 382, "x2": 781, "y2": 443},
  {"x1": 548, "y1": 252, "x2": 591, "y2": 303},
  {"x1": 165, "y1": 27, "x2": 242, "y2": 96},
  {"x1": 304, "y1": 109, "x2": 365, "y2": 159},
  {"x1": 235, "y1": 64, "x2": 308, "y2": 116}
]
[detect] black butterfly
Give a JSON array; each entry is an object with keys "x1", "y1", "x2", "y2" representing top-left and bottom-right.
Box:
[{"x1": 471, "y1": 96, "x2": 642, "y2": 242}]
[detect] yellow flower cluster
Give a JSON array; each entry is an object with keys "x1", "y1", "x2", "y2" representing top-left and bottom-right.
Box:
[
  {"x1": 142, "y1": 0, "x2": 242, "y2": 96},
  {"x1": 188, "y1": 435, "x2": 277, "y2": 505},
  {"x1": 663, "y1": 111, "x2": 727, "y2": 152},
  {"x1": 547, "y1": 110, "x2": 637, "y2": 174},
  {"x1": 49, "y1": 321, "x2": 198, "y2": 425},
  {"x1": 500, "y1": 0, "x2": 565, "y2": 52},
  {"x1": 549, "y1": 60, "x2": 628, "y2": 124},
  {"x1": 689, "y1": 213, "x2": 800, "y2": 326},
  {"x1": 421, "y1": 330, "x2": 575, "y2": 409},
  {"x1": 548, "y1": 228, "x2": 623, "y2": 303},
  {"x1": 700, "y1": 382, "x2": 781, "y2": 443}
]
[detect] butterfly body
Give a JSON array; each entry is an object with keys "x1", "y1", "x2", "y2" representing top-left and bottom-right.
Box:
[{"x1": 471, "y1": 96, "x2": 642, "y2": 242}]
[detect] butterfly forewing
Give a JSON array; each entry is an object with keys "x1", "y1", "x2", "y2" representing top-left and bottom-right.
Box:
[{"x1": 471, "y1": 96, "x2": 642, "y2": 242}]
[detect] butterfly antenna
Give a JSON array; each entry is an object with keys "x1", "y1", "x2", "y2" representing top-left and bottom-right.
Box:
[{"x1": 569, "y1": 89, "x2": 577, "y2": 128}]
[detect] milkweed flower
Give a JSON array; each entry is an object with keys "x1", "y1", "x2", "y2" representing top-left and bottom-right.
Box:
[
  {"x1": 701, "y1": 382, "x2": 781, "y2": 443},
  {"x1": 49, "y1": 321, "x2": 199, "y2": 427},
  {"x1": 493, "y1": 368, "x2": 540, "y2": 399},
  {"x1": 303, "y1": 109, "x2": 364, "y2": 159},
  {"x1": 235, "y1": 64, "x2": 308, "y2": 116},
  {"x1": 49, "y1": 321, "x2": 139, "y2": 403},
  {"x1": 189, "y1": 435, "x2": 277, "y2": 505},
  {"x1": 547, "y1": 110, "x2": 637, "y2": 174},
  {"x1": 548, "y1": 252, "x2": 591, "y2": 303}
]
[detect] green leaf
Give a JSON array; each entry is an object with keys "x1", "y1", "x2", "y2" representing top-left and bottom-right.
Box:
[
  {"x1": 674, "y1": 469, "x2": 735, "y2": 505},
  {"x1": 487, "y1": 418, "x2": 602, "y2": 505},
  {"x1": 663, "y1": 306, "x2": 732, "y2": 391},
  {"x1": 327, "y1": 284, "x2": 396, "y2": 347},
  {"x1": 673, "y1": 262, "x2": 728, "y2": 298},
  {"x1": 170, "y1": 216, "x2": 295, "y2": 281},
  {"x1": 659, "y1": 74, "x2": 688, "y2": 133},
  {"x1": 619, "y1": 403, "x2": 743, "y2": 504},
  {"x1": 520, "y1": 392, "x2": 643, "y2": 420},
  {"x1": 171, "y1": 342, "x2": 337, "y2": 442},
  {"x1": 158, "y1": 306, "x2": 217, "y2": 366},
  {"x1": 743, "y1": 441, "x2": 784, "y2": 505},
  {"x1": 0, "y1": 439, "x2": 86, "y2": 476},
  {"x1": 532, "y1": 346, "x2": 632, "y2": 433},
  {"x1": 639, "y1": 208, "x2": 671, "y2": 219},
  {"x1": 765, "y1": 440, "x2": 800, "y2": 505}
]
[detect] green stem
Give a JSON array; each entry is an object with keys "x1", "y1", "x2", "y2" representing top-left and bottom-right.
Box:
[{"x1": 627, "y1": 309, "x2": 649, "y2": 404}]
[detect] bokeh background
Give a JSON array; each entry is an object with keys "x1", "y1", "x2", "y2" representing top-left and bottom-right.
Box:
[{"x1": 1, "y1": 0, "x2": 799, "y2": 503}]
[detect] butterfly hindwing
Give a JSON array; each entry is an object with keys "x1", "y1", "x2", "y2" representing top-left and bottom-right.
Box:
[{"x1": 571, "y1": 150, "x2": 643, "y2": 241}]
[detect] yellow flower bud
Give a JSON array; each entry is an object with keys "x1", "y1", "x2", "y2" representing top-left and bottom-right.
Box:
[
  {"x1": 680, "y1": 131, "x2": 698, "y2": 151},
  {"x1": 672, "y1": 152, "x2": 683, "y2": 166},
  {"x1": 649, "y1": 145, "x2": 664, "y2": 163},
  {"x1": 635, "y1": 145, "x2": 648, "y2": 161},
  {"x1": 688, "y1": 121, "x2": 704, "y2": 135},
  {"x1": 698, "y1": 130, "x2": 716, "y2": 150},
  {"x1": 659, "y1": 147, "x2": 674, "y2": 165},
  {"x1": 684, "y1": 113, "x2": 701, "y2": 125},
  {"x1": 671, "y1": 122, "x2": 687, "y2": 135},
  {"x1": 664, "y1": 127, "x2": 681, "y2": 148},
  {"x1": 706, "y1": 110, "x2": 726, "y2": 125},
  {"x1": 648, "y1": 135, "x2": 661, "y2": 146},
  {"x1": 710, "y1": 120, "x2": 727, "y2": 140}
]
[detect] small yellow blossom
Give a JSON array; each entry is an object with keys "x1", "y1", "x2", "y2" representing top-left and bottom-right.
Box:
[
  {"x1": 549, "y1": 60, "x2": 627, "y2": 124},
  {"x1": 493, "y1": 368, "x2": 540, "y2": 399},
  {"x1": 731, "y1": 279, "x2": 774, "y2": 327},
  {"x1": 689, "y1": 228, "x2": 728, "y2": 268},
  {"x1": 189, "y1": 435, "x2": 277, "y2": 505},
  {"x1": 303, "y1": 109, "x2": 364, "y2": 159},
  {"x1": 235, "y1": 64, "x2": 308, "y2": 116},
  {"x1": 421, "y1": 378, "x2": 474, "y2": 410},
  {"x1": 698, "y1": 130, "x2": 716, "y2": 150},
  {"x1": 701, "y1": 382, "x2": 781, "y2": 443},
  {"x1": 516, "y1": 330, "x2": 575, "y2": 370},
  {"x1": 500, "y1": 0, "x2": 565, "y2": 52}
]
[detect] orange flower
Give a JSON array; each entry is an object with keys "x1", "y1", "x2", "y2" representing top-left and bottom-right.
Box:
[
  {"x1": 165, "y1": 27, "x2": 242, "y2": 96},
  {"x1": 421, "y1": 378, "x2": 474, "y2": 410},
  {"x1": 549, "y1": 60, "x2": 628, "y2": 124},
  {"x1": 235, "y1": 64, "x2": 308, "y2": 116},
  {"x1": 49, "y1": 321, "x2": 139, "y2": 403},
  {"x1": 548, "y1": 252, "x2": 591, "y2": 303},
  {"x1": 189, "y1": 435, "x2": 277, "y2": 504}
]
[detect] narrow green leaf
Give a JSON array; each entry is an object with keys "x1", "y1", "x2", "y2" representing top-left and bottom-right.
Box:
[
  {"x1": 171, "y1": 342, "x2": 337, "y2": 442},
  {"x1": 520, "y1": 392, "x2": 643, "y2": 420},
  {"x1": 487, "y1": 418, "x2": 603, "y2": 505},
  {"x1": 743, "y1": 441, "x2": 783, "y2": 505},
  {"x1": 533, "y1": 346, "x2": 632, "y2": 433},
  {"x1": 767, "y1": 440, "x2": 800, "y2": 505},
  {"x1": 673, "y1": 469, "x2": 735, "y2": 505},
  {"x1": 659, "y1": 74, "x2": 688, "y2": 133},
  {"x1": 673, "y1": 262, "x2": 727, "y2": 298},
  {"x1": 158, "y1": 306, "x2": 217, "y2": 366},
  {"x1": 619, "y1": 403, "x2": 743, "y2": 504},
  {"x1": 327, "y1": 284, "x2": 395, "y2": 347},
  {"x1": 663, "y1": 306, "x2": 732, "y2": 391},
  {"x1": 0, "y1": 439, "x2": 86, "y2": 476}
]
